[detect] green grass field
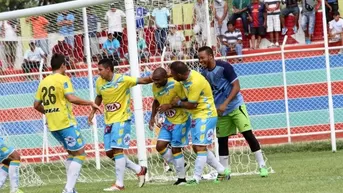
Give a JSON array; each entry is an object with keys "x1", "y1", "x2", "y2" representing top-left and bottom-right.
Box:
[{"x1": 4, "y1": 141, "x2": 343, "y2": 193}]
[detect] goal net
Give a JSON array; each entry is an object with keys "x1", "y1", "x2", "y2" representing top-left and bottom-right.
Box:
[{"x1": 0, "y1": 0, "x2": 273, "y2": 187}]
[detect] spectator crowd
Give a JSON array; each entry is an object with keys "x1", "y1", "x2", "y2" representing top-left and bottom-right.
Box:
[{"x1": 0, "y1": 0, "x2": 341, "y2": 78}]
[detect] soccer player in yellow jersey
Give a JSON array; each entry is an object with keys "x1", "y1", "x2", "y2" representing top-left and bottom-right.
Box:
[
  {"x1": 148, "y1": 68, "x2": 191, "y2": 185},
  {"x1": 88, "y1": 59, "x2": 152, "y2": 191},
  {"x1": 33, "y1": 54, "x2": 101, "y2": 193},
  {"x1": 169, "y1": 61, "x2": 230, "y2": 185}
]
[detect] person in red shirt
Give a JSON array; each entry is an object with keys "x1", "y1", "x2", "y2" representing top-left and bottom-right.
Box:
[
  {"x1": 247, "y1": 0, "x2": 266, "y2": 49},
  {"x1": 52, "y1": 36, "x2": 76, "y2": 75}
]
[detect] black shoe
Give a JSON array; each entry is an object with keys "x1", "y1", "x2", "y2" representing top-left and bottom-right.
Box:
[{"x1": 173, "y1": 178, "x2": 187, "y2": 185}]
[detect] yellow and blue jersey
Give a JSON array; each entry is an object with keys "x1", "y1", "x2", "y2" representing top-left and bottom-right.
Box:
[
  {"x1": 34, "y1": 73, "x2": 76, "y2": 131},
  {"x1": 181, "y1": 70, "x2": 217, "y2": 119},
  {"x1": 152, "y1": 78, "x2": 189, "y2": 124},
  {"x1": 96, "y1": 74, "x2": 137, "y2": 125}
]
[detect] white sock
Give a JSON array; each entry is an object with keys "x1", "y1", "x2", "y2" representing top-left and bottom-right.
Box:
[
  {"x1": 193, "y1": 151, "x2": 208, "y2": 182},
  {"x1": 65, "y1": 154, "x2": 85, "y2": 192},
  {"x1": 125, "y1": 155, "x2": 141, "y2": 174},
  {"x1": 65, "y1": 155, "x2": 73, "y2": 174},
  {"x1": 219, "y1": 156, "x2": 229, "y2": 169},
  {"x1": 206, "y1": 150, "x2": 225, "y2": 174},
  {"x1": 173, "y1": 152, "x2": 185, "y2": 179},
  {"x1": 113, "y1": 153, "x2": 126, "y2": 187},
  {"x1": 158, "y1": 147, "x2": 174, "y2": 164},
  {"x1": 254, "y1": 150, "x2": 266, "y2": 168},
  {"x1": 9, "y1": 160, "x2": 20, "y2": 192},
  {"x1": 0, "y1": 165, "x2": 8, "y2": 188}
]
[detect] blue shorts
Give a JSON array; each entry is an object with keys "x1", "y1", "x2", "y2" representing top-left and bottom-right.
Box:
[
  {"x1": 158, "y1": 118, "x2": 191, "y2": 147},
  {"x1": 104, "y1": 121, "x2": 131, "y2": 151},
  {"x1": 51, "y1": 125, "x2": 85, "y2": 151},
  {"x1": 191, "y1": 117, "x2": 217, "y2": 145},
  {"x1": 0, "y1": 142, "x2": 15, "y2": 162}
]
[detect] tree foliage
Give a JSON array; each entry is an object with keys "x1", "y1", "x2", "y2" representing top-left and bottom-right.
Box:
[{"x1": 0, "y1": 0, "x2": 73, "y2": 12}]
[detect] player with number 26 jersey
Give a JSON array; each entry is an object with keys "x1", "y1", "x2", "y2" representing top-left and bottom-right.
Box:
[
  {"x1": 35, "y1": 73, "x2": 76, "y2": 131},
  {"x1": 34, "y1": 54, "x2": 101, "y2": 193}
]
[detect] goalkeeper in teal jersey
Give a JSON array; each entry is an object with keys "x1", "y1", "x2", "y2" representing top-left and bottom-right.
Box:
[{"x1": 0, "y1": 137, "x2": 23, "y2": 193}]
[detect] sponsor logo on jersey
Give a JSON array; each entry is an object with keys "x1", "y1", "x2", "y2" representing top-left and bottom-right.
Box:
[
  {"x1": 105, "y1": 102, "x2": 121, "y2": 112},
  {"x1": 165, "y1": 109, "x2": 176, "y2": 118},
  {"x1": 44, "y1": 108, "x2": 60, "y2": 114}
]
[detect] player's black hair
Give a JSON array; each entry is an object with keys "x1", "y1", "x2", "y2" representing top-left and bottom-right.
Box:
[
  {"x1": 227, "y1": 20, "x2": 235, "y2": 27},
  {"x1": 170, "y1": 61, "x2": 189, "y2": 75},
  {"x1": 98, "y1": 58, "x2": 114, "y2": 72},
  {"x1": 198, "y1": 46, "x2": 214, "y2": 57},
  {"x1": 153, "y1": 67, "x2": 168, "y2": 77},
  {"x1": 333, "y1": 11, "x2": 340, "y2": 17},
  {"x1": 108, "y1": 33, "x2": 113, "y2": 37},
  {"x1": 51, "y1": 54, "x2": 66, "y2": 71}
]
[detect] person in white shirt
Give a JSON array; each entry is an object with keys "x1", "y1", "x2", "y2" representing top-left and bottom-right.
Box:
[
  {"x1": 22, "y1": 41, "x2": 47, "y2": 80},
  {"x1": 165, "y1": 24, "x2": 187, "y2": 60},
  {"x1": 0, "y1": 20, "x2": 18, "y2": 68},
  {"x1": 105, "y1": 3, "x2": 126, "y2": 43},
  {"x1": 329, "y1": 12, "x2": 343, "y2": 53},
  {"x1": 213, "y1": 0, "x2": 229, "y2": 36},
  {"x1": 193, "y1": 0, "x2": 208, "y2": 46},
  {"x1": 265, "y1": 0, "x2": 281, "y2": 47}
]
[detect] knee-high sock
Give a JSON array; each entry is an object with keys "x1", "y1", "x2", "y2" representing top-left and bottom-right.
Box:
[
  {"x1": 64, "y1": 154, "x2": 85, "y2": 192},
  {"x1": 113, "y1": 153, "x2": 126, "y2": 187},
  {"x1": 206, "y1": 150, "x2": 225, "y2": 174},
  {"x1": 125, "y1": 155, "x2": 141, "y2": 174},
  {"x1": 193, "y1": 151, "x2": 207, "y2": 182},
  {"x1": 0, "y1": 165, "x2": 9, "y2": 188},
  {"x1": 173, "y1": 152, "x2": 185, "y2": 179},
  {"x1": 9, "y1": 160, "x2": 20, "y2": 192}
]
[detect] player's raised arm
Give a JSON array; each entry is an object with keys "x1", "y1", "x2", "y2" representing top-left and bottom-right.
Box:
[
  {"x1": 63, "y1": 78, "x2": 101, "y2": 112},
  {"x1": 137, "y1": 76, "x2": 153, "y2": 84},
  {"x1": 65, "y1": 94, "x2": 100, "y2": 108}
]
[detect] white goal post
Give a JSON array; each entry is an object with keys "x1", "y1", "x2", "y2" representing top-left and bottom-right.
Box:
[{"x1": 0, "y1": 0, "x2": 278, "y2": 187}]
